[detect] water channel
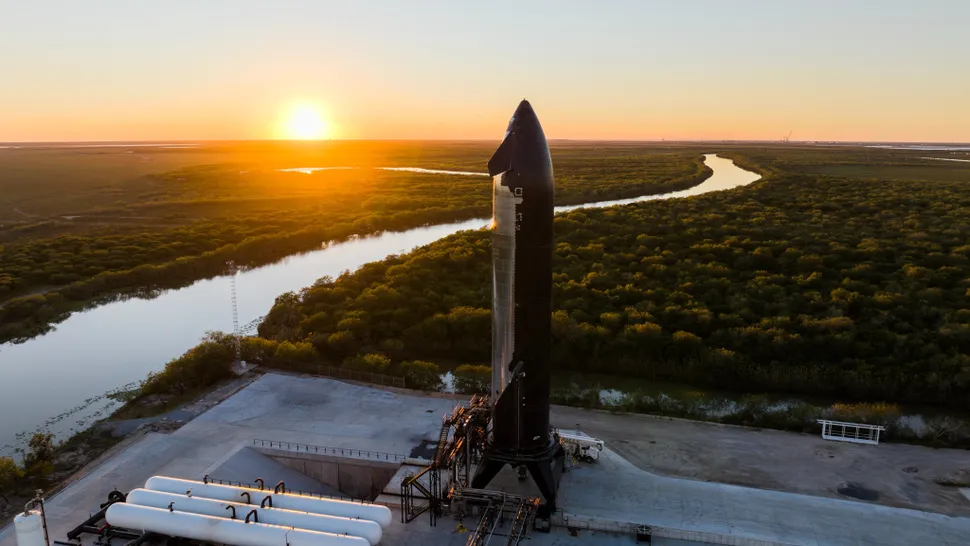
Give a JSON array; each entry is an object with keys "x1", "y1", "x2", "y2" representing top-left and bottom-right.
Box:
[{"x1": 0, "y1": 154, "x2": 760, "y2": 454}]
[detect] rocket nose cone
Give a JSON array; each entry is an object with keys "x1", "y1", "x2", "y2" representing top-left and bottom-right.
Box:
[
  {"x1": 489, "y1": 99, "x2": 551, "y2": 177},
  {"x1": 514, "y1": 99, "x2": 535, "y2": 118},
  {"x1": 510, "y1": 99, "x2": 541, "y2": 135}
]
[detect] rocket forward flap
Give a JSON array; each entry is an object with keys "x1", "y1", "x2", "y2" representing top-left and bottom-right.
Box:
[
  {"x1": 488, "y1": 131, "x2": 515, "y2": 177},
  {"x1": 488, "y1": 99, "x2": 542, "y2": 177}
]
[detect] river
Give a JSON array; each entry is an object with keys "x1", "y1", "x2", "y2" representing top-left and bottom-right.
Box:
[{"x1": 0, "y1": 154, "x2": 760, "y2": 455}]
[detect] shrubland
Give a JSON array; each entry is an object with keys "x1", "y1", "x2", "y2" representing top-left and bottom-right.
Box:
[
  {"x1": 0, "y1": 142, "x2": 710, "y2": 343},
  {"x1": 21, "y1": 143, "x2": 970, "y2": 456},
  {"x1": 257, "y1": 152, "x2": 970, "y2": 411}
]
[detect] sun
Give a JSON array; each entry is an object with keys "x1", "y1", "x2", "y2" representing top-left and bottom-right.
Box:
[{"x1": 280, "y1": 103, "x2": 331, "y2": 140}]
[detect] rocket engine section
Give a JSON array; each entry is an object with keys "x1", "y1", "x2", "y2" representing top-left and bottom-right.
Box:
[{"x1": 474, "y1": 99, "x2": 564, "y2": 516}]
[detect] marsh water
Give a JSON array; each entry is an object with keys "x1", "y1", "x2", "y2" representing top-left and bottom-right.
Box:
[{"x1": 0, "y1": 154, "x2": 760, "y2": 454}]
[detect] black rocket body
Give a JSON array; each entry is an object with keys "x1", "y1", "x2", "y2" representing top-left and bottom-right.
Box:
[
  {"x1": 474, "y1": 100, "x2": 564, "y2": 515},
  {"x1": 488, "y1": 99, "x2": 555, "y2": 455}
]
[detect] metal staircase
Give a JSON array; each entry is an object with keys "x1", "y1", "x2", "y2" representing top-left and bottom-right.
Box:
[
  {"x1": 506, "y1": 497, "x2": 539, "y2": 545},
  {"x1": 454, "y1": 489, "x2": 540, "y2": 546},
  {"x1": 401, "y1": 464, "x2": 441, "y2": 526},
  {"x1": 402, "y1": 393, "x2": 537, "y2": 542}
]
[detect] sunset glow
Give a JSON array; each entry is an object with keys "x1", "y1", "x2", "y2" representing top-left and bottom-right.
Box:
[
  {"x1": 0, "y1": 2, "x2": 968, "y2": 142},
  {"x1": 279, "y1": 104, "x2": 331, "y2": 140}
]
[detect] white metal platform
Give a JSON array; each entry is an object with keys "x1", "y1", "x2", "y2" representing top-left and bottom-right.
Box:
[{"x1": 817, "y1": 419, "x2": 885, "y2": 445}]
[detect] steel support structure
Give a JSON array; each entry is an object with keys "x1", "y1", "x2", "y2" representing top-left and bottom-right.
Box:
[{"x1": 401, "y1": 465, "x2": 441, "y2": 526}]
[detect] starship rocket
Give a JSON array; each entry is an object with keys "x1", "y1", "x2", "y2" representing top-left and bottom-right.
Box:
[{"x1": 473, "y1": 99, "x2": 563, "y2": 513}]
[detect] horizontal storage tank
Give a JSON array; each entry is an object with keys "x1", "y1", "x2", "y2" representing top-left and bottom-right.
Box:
[
  {"x1": 144, "y1": 476, "x2": 393, "y2": 528},
  {"x1": 127, "y1": 489, "x2": 382, "y2": 545},
  {"x1": 106, "y1": 503, "x2": 369, "y2": 546}
]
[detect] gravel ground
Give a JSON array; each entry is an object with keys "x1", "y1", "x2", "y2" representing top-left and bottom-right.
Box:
[{"x1": 550, "y1": 405, "x2": 970, "y2": 516}]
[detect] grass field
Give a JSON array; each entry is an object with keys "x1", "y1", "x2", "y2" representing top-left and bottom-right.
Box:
[
  {"x1": 800, "y1": 164, "x2": 970, "y2": 181},
  {"x1": 718, "y1": 145, "x2": 970, "y2": 182}
]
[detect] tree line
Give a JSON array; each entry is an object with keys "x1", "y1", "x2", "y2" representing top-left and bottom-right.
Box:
[
  {"x1": 0, "y1": 151, "x2": 709, "y2": 344},
  {"x1": 257, "y1": 170, "x2": 970, "y2": 410}
]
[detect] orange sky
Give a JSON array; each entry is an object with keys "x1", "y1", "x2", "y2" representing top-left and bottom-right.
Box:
[{"x1": 2, "y1": 1, "x2": 968, "y2": 143}]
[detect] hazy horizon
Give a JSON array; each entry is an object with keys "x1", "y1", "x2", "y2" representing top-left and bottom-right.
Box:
[
  {"x1": 3, "y1": 138, "x2": 970, "y2": 145},
  {"x1": 2, "y1": 0, "x2": 969, "y2": 142}
]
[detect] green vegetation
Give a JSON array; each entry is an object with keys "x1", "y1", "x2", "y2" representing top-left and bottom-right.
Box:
[
  {"x1": 549, "y1": 384, "x2": 970, "y2": 447},
  {"x1": 121, "y1": 331, "x2": 441, "y2": 418},
  {"x1": 0, "y1": 142, "x2": 710, "y2": 343},
  {"x1": 0, "y1": 426, "x2": 123, "y2": 521},
  {"x1": 344, "y1": 352, "x2": 392, "y2": 373},
  {"x1": 140, "y1": 332, "x2": 238, "y2": 397},
  {"x1": 401, "y1": 360, "x2": 444, "y2": 391},
  {"x1": 718, "y1": 146, "x2": 970, "y2": 182},
  {"x1": 14, "y1": 142, "x2": 970, "y2": 464},
  {"x1": 257, "y1": 148, "x2": 970, "y2": 412},
  {"x1": 0, "y1": 456, "x2": 24, "y2": 504},
  {"x1": 0, "y1": 433, "x2": 55, "y2": 505},
  {"x1": 453, "y1": 365, "x2": 491, "y2": 394}
]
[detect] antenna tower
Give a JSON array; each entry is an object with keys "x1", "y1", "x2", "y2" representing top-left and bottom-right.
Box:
[{"x1": 228, "y1": 260, "x2": 241, "y2": 366}]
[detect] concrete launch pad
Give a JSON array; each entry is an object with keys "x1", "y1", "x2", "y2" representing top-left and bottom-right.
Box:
[{"x1": 3, "y1": 372, "x2": 970, "y2": 546}]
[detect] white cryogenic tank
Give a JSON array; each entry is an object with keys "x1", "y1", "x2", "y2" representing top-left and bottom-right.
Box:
[
  {"x1": 144, "y1": 476, "x2": 393, "y2": 528},
  {"x1": 126, "y1": 489, "x2": 382, "y2": 545},
  {"x1": 14, "y1": 511, "x2": 47, "y2": 546},
  {"x1": 106, "y1": 503, "x2": 369, "y2": 546}
]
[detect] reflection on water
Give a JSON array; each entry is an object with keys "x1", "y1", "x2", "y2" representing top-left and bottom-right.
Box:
[
  {"x1": 867, "y1": 144, "x2": 970, "y2": 151},
  {"x1": 377, "y1": 167, "x2": 488, "y2": 177},
  {"x1": 278, "y1": 167, "x2": 358, "y2": 174},
  {"x1": 557, "y1": 155, "x2": 760, "y2": 212},
  {"x1": 0, "y1": 218, "x2": 486, "y2": 455},
  {"x1": 920, "y1": 156, "x2": 970, "y2": 163},
  {"x1": 0, "y1": 154, "x2": 759, "y2": 454},
  {"x1": 277, "y1": 166, "x2": 489, "y2": 177}
]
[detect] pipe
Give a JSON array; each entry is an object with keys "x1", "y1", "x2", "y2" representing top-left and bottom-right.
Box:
[
  {"x1": 126, "y1": 489, "x2": 382, "y2": 545},
  {"x1": 66, "y1": 507, "x2": 108, "y2": 540},
  {"x1": 145, "y1": 476, "x2": 392, "y2": 528},
  {"x1": 107, "y1": 490, "x2": 127, "y2": 504},
  {"x1": 106, "y1": 503, "x2": 369, "y2": 546},
  {"x1": 25, "y1": 490, "x2": 50, "y2": 546},
  {"x1": 68, "y1": 526, "x2": 141, "y2": 541},
  {"x1": 245, "y1": 509, "x2": 258, "y2": 524},
  {"x1": 125, "y1": 532, "x2": 156, "y2": 546}
]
